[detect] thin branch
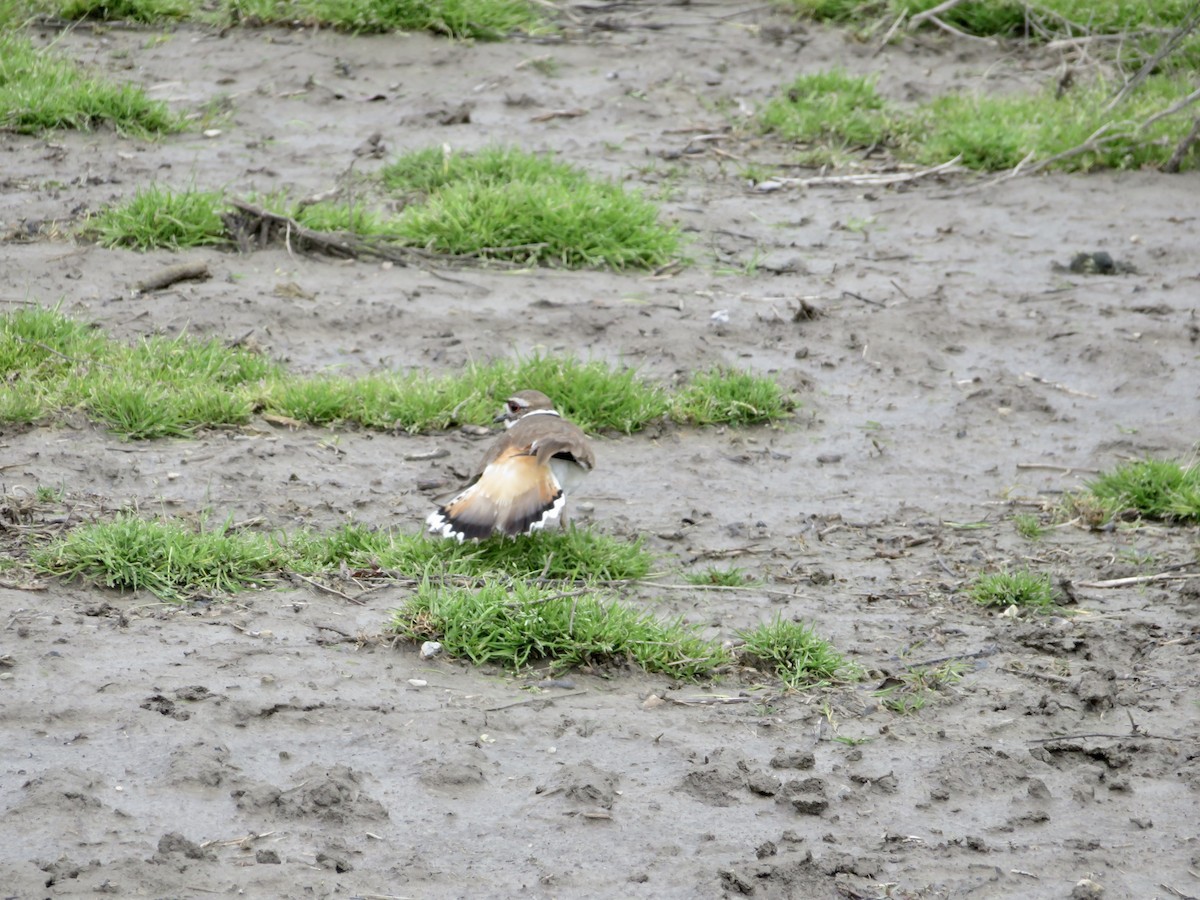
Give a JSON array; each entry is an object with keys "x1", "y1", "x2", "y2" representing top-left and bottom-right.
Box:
[
  {"x1": 756, "y1": 156, "x2": 962, "y2": 190},
  {"x1": 1105, "y1": 6, "x2": 1200, "y2": 112},
  {"x1": 1076, "y1": 572, "x2": 1200, "y2": 589},
  {"x1": 908, "y1": 0, "x2": 969, "y2": 30}
]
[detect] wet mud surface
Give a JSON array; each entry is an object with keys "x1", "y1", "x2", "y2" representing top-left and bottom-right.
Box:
[{"x1": 2, "y1": 2, "x2": 1199, "y2": 897}]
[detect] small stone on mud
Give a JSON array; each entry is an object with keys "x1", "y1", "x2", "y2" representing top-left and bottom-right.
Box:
[
  {"x1": 1071, "y1": 877, "x2": 1105, "y2": 899},
  {"x1": 420, "y1": 641, "x2": 443, "y2": 659},
  {"x1": 255, "y1": 849, "x2": 281, "y2": 864}
]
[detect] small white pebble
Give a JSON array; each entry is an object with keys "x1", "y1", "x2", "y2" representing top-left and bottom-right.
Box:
[{"x1": 420, "y1": 641, "x2": 443, "y2": 659}]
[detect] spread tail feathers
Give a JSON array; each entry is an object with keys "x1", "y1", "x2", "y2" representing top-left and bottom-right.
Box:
[{"x1": 426, "y1": 448, "x2": 565, "y2": 541}]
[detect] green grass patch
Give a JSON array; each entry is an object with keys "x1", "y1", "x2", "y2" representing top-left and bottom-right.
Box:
[
  {"x1": 381, "y1": 146, "x2": 681, "y2": 269},
  {"x1": 0, "y1": 33, "x2": 180, "y2": 137},
  {"x1": 32, "y1": 514, "x2": 283, "y2": 601},
  {"x1": 1013, "y1": 513, "x2": 1046, "y2": 540},
  {"x1": 737, "y1": 614, "x2": 853, "y2": 689},
  {"x1": 758, "y1": 66, "x2": 1198, "y2": 172},
  {"x1": 757, "y1": 70, "x2": 900, "y2": 157},
  {"x1": 390, "y1": 580, "x2": 728, "y2": 678},
  {"x1": 788, "y1": 0, "x2": 1198, "y2": 44},
  {"x1": 87, "y1": 186, "x2": 229, "y2": 251},
  {"x1": 2, "y1": 308, "x2": 793, "y2": 437},
  {"x1": 671, "y1": 367, "x2": 795, "y2": 426},
  {"x1": 236, "y1": 0, "x2": 545, "y2": 38},
  {"x1": 32, "y1": 517, "x2": 654, "y2": 600},
  {"x1": 56, "y1": 0, "x2": 192, "y2": 22},
  {"x1": 685, "y1": 565, "x2": 757, "y2": 587},
  {"x1": 85, "y1": 147, "x2": 680, "y2": 269},
  {"x1": 27, "y1": 0, "x2": 546, "y2": 38},
  {"x1": 969, "y1": 569, "x2": 1057, "y2": 609},
  {"x1": 874, "y1": 660, "x2": 967, "y2": 715},
  {"x1": 1080, "y1": 457, "x2": 1200, "y2": 524}
]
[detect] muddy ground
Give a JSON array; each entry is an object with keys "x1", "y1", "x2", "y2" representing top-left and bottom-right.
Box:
[{"x1": 2, "y1": 2, "x2": 1200, "y2": 897}]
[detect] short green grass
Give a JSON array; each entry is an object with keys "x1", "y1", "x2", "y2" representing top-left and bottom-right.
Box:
[
  {"x1": 788, "y1": 0, "x2": 1198, "y2": 62},
  {"x1": 31, "y1": 514, "x2": 283, "y2": 601},
  {"x1": 25, "y1": 0, "x2": 547, "y2": 38},
  {"x1": 0, "y1": 33, "x2": 181, "y2": 136},
  {"x1": 33, "y1": 518, "x2": 654, "y2": 601},
  {"x1": 1, "y1": 308, "x2": 794, "y2": 437},
  {"x1": 88, "y1": 186, "x2": 228, "y2": 251},
  {"x1": 758, "y1": 69, "x2": 899, "y2": 161},
  {"x1": 874, "y1": 660, "x2": 967, "y2": 715},
  {"x1": 758, "y1": 68, "x2": 1198, "y2": 172},
  {"x1": 391, "y1": 580, "x2": 727, "y2": 678},
  {"x1": 736, "y1": 614, "x2": 852, "y2": 689},
  {"x1": 1080, "y1": 457, "x2": 1200, "y2": 524},
  {"x1": 671, "y1": 367, "x2": 795, "y2": 426},
  {"x1": 969, "y1": 569, "x2": 1057, "y2": 610},
  {"x1": 1013, "y1": 513, "x2": 1047, "y2": 540},
  {"x1": 83, "y1": 147, "x2": 681, "y2": 269},
  {"x1": 685, "y1": 565, "x2": 757, "y2": 587},
  {"x1": 380, "y1": 146, "x2": 681, "y2": 269}
]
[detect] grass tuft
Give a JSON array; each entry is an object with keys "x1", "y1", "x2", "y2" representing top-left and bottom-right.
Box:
[
  {"x1": 685, "y1": 565, "x2": 757, "y2": 587},
  {"x1": 969, "y1": 569, "x2": 1056, "y2": 609},
  {"x1": 874, "y1": 661, "x2": 967, "y2": 715},
  {"x1": 758, "y1": 70, "x2": 899, "y2": 157},
  {"x1": 672, "y1": 367, "x2": 795, "y2": 426},
  {"x1": 1080, "y1": 457, "x2": 1200, "y2": 524},
  {"x1": 1, "y1": 309, "x2": 791, "y2": 438},
  {"x1": 390, "y1": 580, "x2": 728, "y2": 678},
  {"x1": 1013, "y1": 513, "x2": 1046, "y2": 540},
  {"x1": 757, "y1": 64, "x2": 1198, "y2": 173},
  {"x1": 88, "y1": 186, "x2": 228, "y2": 250},
  {"x1": 287, "y1": 0, "x2": 545, "y2": 38},
  {"x1": 736, "y1": 614, "x2": 852, "y2": 688},
  {"x1": 381, "y1": 145, "x2": 681, "y2": 269},
  {"x1": 0, "y1": 33, "x2": 181, "y2": 136},
  {"x1": 31, "y1": 516, "x2": 653, "y2": 600},
  {"x1": 32, "y1": 514, "x2": 282, "y2": 601}
]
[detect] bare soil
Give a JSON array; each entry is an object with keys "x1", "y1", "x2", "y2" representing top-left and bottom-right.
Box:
[{"x1": 2, "y1": 3, "x2": 1200, "y2": 898}]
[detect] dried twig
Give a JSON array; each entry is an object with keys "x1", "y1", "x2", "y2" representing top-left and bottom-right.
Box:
[
  {"x1": 1164, "y1": 116, "x2": 1200, "y2": 173},
  {"x1": 756, "y1": 156, "x2": 962, "y2": 190},
  {"x1": 1076, "y1": 572, "x2": 1200, "y2": 589},
  {"x1": 1104, "y1": 6, "x2": 1200, "y2": 112},
  {"x1": 907, "y1": 0, "x2": 969, "y2": 30},
  {"x1": 291, "y1": 572, "x2": 367, "y2": 605}
]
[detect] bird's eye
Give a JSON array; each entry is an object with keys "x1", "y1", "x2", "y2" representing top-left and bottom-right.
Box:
[{"x1": 508, "y1": 401, "x2": 521, "y2": 412}]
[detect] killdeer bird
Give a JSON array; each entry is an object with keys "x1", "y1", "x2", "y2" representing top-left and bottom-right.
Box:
[{"x1": 426, "y1": 390, "x2": 596, "y2": 541}]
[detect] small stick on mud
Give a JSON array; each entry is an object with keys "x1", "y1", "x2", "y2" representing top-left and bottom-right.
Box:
[
  {"x1": 291, "y1": 572, "x2": 368, "y2": 605},
  {"x1": 1015, "y1": 463, "x2": 1100, "y2": 474},
  {"x1": 133, "y1": 261, "x2": 210, "y2": 294},
  {"x1": 1076, "y1": 572, "x2": 1200, "y2": 589},
  {"x1": 486, "y1": 690, "x2": 588, "y2": 711},
  {"x1": 756, "y1": 156, "x2": 962, "y2": 190}
]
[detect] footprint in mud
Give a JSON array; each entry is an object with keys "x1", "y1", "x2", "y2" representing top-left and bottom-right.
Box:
[
  {"x1": 140, "y1": 694, "x2": 190, "y2": 721},
  {"x1": 418, "y1": 745, "x2": 489, "y2": 796},
  {"x1": 680, "y1": 749, "x2": 783, "y2": 808},
  {"x1": 167, "y1": 741, "x2": 241, "y2": 789},
  {"x1": 535, "y1": 760, "x2": 619, "y2": 814},
  {"x1": 232, "y1": 763, "x2": 387, "y2": 824}
]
